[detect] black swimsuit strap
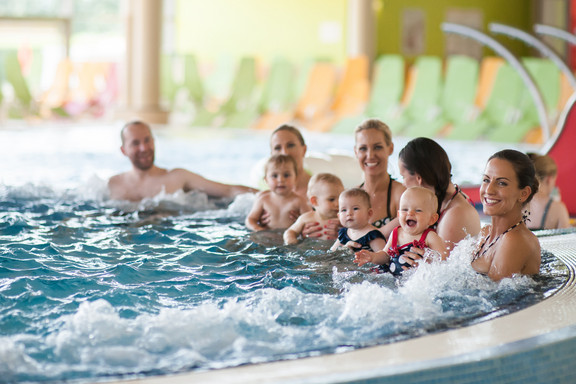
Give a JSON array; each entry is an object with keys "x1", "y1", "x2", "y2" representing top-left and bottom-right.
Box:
[
  {"x1": 540, "y1": 198, "x2": 554, "y2": 229},
  {"x1": 386, "y1": 174, "x2": 393, "y2": 219}
]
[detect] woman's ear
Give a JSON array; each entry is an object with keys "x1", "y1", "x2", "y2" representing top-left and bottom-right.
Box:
[
  {"x1": 416, "y1": 174, "x2": 424, "y2": 186},
  {"x1": 519, "y1": 186, "x2": 531, "y2": 204}
]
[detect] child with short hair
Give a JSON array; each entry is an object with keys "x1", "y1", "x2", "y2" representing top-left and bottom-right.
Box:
[
  {"x1": 245, "y1": 154, "x2": 311, "y2": 231},
  {"x1": 330, "y1": 188, "x2": 387, "y2": 252},
  {"x1": 354, "y1": 186, "x2": 447, "y2": 275},
  {"x1": 283, "y1": 173, "x2": 345, "y2": 244}
]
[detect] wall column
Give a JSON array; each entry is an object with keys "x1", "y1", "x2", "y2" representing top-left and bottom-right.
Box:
[
  {"x1": 347, "y1": 0, "x2": 376, "y2": 64},
  {"x1": 118, "y1": 0, "x2": 168, "y2": 124}
]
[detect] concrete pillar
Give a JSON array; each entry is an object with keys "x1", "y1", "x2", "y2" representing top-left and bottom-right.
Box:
[
  {"x1": 118, "y1": 0, "x2": 168, "y2": 124},
  {"x1": 347, "y1": 0, "x2": 376, "y2": 65}
]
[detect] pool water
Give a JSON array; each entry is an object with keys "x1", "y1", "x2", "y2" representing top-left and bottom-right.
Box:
[{"x1": 0, "y1": 124, "x2": 561, "y2": 383}]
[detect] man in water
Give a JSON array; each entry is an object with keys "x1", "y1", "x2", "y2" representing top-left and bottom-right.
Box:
[{"x1": 108, "y1": 120, "x2": 257, "y2": 201}]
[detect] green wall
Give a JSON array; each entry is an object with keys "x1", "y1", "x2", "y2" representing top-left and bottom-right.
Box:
[
  {"x1": 376, "y1": 0, "x2": 534, "y2": 61},
  {"x1": 176, "y1": 0, "x2": 348, "y2": 65},
  {"x1": 175, "y1": 0, "x2": 538, "y2": 65}
]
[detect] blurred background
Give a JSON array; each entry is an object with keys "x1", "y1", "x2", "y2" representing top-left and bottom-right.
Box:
[{"x1": 0, "y1": 0, "x2": 573, "y2": 144}]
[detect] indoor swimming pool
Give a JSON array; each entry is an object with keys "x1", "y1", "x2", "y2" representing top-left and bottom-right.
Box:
[{"x1": 0, "y1": 123, "x2": 573, "y2": 384}]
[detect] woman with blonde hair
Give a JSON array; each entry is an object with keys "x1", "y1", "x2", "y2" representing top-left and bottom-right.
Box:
[{"x1": 526, "y1": 153, "x2": 570, "y2": 230}]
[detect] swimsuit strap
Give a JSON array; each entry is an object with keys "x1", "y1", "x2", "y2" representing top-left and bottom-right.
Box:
[
  {"x1": 436, "y1": 185, "x2": 473, "y2": 226},
  {"x1": 472, "y1": 220, "x2": 523, "y2": 262},
  {"x1": 438, "y1": 186, "x2": 459, "y2": 219},
  {"x1": 386, "y1": 174, "x2": 393, "y2": 220},
  {"x1": 455, "y1": 184, "x2": 475, "y2": 205},
  {"x1": 540, "y1": 198, "x2": 553, "y2": 229},
  {"x1": 387, "y1": 226, "x2": 400, "y2": 257},
  {"x1": 419, "y1": 227, "x2": 434, "y2": 243}
]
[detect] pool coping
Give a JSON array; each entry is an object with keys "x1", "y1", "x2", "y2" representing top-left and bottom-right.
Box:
[{"x1": 119, "y1": 232, "x2": 576, "y2": 384}]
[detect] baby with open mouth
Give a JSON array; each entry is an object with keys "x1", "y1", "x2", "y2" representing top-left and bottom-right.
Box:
[{"x1": 355, "y1": 186, "x2": 447, "y2": 275}]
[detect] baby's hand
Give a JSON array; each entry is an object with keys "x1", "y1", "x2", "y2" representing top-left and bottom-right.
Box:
[{"x1": 353, "y1": 250, "x2": 374, "y2": 267}]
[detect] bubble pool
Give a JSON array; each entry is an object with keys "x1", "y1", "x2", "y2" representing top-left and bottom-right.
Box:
[{"x1": 0, "y1": 123, "x2": 566, "y2": 383}]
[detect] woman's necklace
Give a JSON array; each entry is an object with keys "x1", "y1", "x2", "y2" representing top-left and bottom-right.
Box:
[{"x1": 472, "y1": 220, "x2": 523, "y2": 263}]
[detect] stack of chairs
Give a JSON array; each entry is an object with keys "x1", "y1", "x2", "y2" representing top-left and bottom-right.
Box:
[{"x1": 163, "y1": 52, "x2": 574, "y2": 144}]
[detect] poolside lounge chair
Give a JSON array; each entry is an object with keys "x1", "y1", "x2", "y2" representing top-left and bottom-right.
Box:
[
  {"x1": 224, "y1": 57, "x2": 295, "y2": 129},
  {"x1": 182, "y1": 54, "x2": 205, "y2": 108},
  {"x1": 393, "y1": 55, "x2": 443, "y2": 137},
  {"x1": 331, "y1": 54, "x2": 405, "y2": 133},
  {"x1": 487, "y1": 57, "x2": 560, "y2": 143},
  {"x1": 445, "y1": 57, "x2": 515, "y2": 141},
  {"x1": 291, "y1": 61, "x2": 337, "y2": 131},
  {"x1": 39, "y1": 58, "x2": 73, "y2": 117},
  {"x1": 191, "y1": 55, "x2": 243, "y2": 127},
  {"x1": 4, "y1": 50, "x2": 36, "y2": 118},
  {"x1": 304, "y1": 56, "x2": 370, "y2": 132},
  {"x1": 410, "y1": 55, "x2": 479, "y2": 138}
]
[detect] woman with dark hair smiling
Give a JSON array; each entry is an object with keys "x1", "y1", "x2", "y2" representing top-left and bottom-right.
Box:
[{"x1": 471, "y1": 149, "x2": 541, "y2": 281}]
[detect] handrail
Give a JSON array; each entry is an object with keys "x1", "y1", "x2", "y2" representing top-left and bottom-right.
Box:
[
  {"x1": 441, "y1": 22, "x2": 551, "y2": 142},
  {"x1": 490, "y1": 23, "x2": 576, "y2": 91},
  {"x1": 534, "y1": 24, "x2": 576, "y2": 46},
  {"x1": 540, "y1": 92, "x2": 576, "y2": 154}
]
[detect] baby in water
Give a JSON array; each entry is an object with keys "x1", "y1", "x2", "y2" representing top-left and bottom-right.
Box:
[
  {"x1": 245, "y1": 154, "x2": 310, "y2": 231},
  {"x1": 330, "y1": 188, "x2": 387, "y2": 253},
  {"x1": 354, "y1": 186, "x2": 447, "y2": 275},
  {"x1": 284, "y1": 173, "x2": 344, "y2": 244}
]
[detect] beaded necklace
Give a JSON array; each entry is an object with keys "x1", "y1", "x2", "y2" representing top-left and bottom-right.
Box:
[{"x1": 472, "y1": 220, "x2": 523, "y2": 263}]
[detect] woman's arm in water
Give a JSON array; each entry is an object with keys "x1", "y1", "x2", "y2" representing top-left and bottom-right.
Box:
[{"x1": 301, "y1": 219, "x2": 340, "y2": 240}]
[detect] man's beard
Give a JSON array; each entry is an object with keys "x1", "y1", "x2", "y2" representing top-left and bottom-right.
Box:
[{"x1": 133, "y1": 152, "x2": 154, "y2": 171}]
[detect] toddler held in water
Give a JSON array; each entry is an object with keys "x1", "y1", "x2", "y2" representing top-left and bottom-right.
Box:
[
  {"x1": 284, "y1": 173, "x2": 344, "y2": 244},
  {"x1": 245, "y1": 154, "x2": 311, "y2": 231},
  {"x1": 330, "y1": 188, "x2": 387, "y2": 253},
  {"x1": 355, "y1": 186, "x2": 447, "y2": 275}
]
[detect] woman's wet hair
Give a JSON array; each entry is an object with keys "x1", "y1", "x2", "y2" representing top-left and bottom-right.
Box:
[
  {"x1": 354, "y1": 119, "x2": 393, "y2": 146},
  {"x1": 489, "y1": 149, "x2": 539, "y2": 205},
  {"x1": 398, "y1": 137, "x2": 451, "y2": 213},
  {"x1": 272, "y1": 124, "x2": 306, "y2": 146}
]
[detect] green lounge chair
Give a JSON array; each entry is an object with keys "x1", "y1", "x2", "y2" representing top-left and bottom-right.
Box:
[
  {"x1": 448, "y1": 60, "x2": 523, "y2": 141},
  {"x1": 4, "y1": 50, "x2": 36, "y2": 118},
  {"x1": 223, "y1": 57, "x2": 294, "y2": 129},
  {"x1": 194, "y1": 56, "x2": 257, "y2": 127},
  {"x1": 487, "y1": 57, "x2": 560, "y2": 142},
  {"x1": 331, "y1": 54, "x2": 405, "y2": 133},
  {"x1": 397, "y1": 55, "x2": 443, "y2": 137}
]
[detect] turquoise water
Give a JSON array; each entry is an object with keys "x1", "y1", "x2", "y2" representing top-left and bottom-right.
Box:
[{"x1": 0, "y1": 125, "x2": 561, "y2": 383}]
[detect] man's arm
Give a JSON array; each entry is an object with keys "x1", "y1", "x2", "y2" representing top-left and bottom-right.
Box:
[{"x1": 177, "y1": 169, "x2": 257, "y2": 198}]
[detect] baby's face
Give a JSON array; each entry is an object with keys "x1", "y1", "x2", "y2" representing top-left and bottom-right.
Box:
[
  {"x1": 265, "y1": 163, "x2": 296, "y2": 195},
  {"x1": 313, "y1": 183, "x2": 344, "y2": 219},
  {"x1": 398, "y1": 190, "x2": 438, "y2": 236},
  {"x1": 338, "y1": 195, "x2": 371, "y2": 229}
]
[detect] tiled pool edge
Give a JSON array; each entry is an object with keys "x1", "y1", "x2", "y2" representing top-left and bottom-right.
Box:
[{"x1": 121, "y1": 232, "x2": 576, "y2": 384}]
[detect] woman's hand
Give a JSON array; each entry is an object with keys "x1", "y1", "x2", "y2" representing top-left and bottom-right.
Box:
[
  {"x1": 400, "y1": 247, "x2": 426, "y2": 270},
  {"x1": 258, "y1": 210, "x2": 271, "y2": 227},
  {"x1": 302, "y1": 219, "x2": 341, "y2": 239},
  {"x1": 322, "y1": 219, "x2": 341, "y2": 240}
]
